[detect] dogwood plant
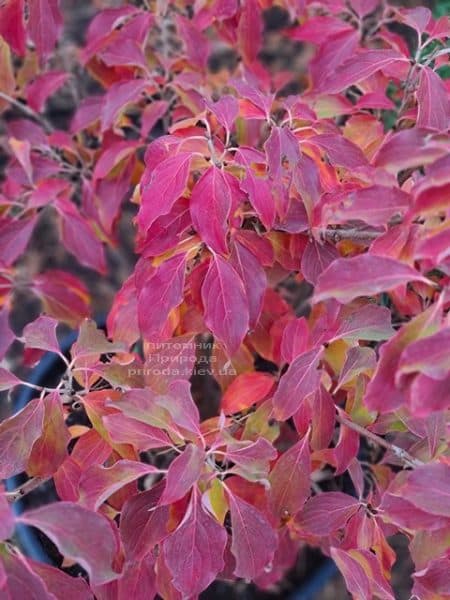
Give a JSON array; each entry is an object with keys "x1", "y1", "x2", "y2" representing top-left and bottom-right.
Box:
[{"x1": 0, "y1": 0, "x2": 449, "y2": 598}]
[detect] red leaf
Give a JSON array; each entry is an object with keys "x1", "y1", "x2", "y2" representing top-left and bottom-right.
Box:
[
  {"x1": 101, "y1": 79, "x2": 148, "y2": 132},
  {"x1": 78, "y1": 460, "x2": 159, "y2": 510},
  {"x1": 1, "y1": 551, "x2": 55, "y2": 599},
  {"x1": 19, "y1": 502, "x2": 120, "y2": 585},
  {"x1": 138, "y1": 253, "x2": 186, "y2": 342},
  {"x1": 237, "y1": 0, "x2": 262, "y2": 65},
  {"x1": 190, "y1": 166, "x2": 234, "y2": 255},
  {"x1": 272, "y1": 346, "x2": 323, "y2": 421},
  {"x1": 416, "y1": 66, "x2": 450, "y2": 132},
  {"x1": 120, "y1": 483, "x2": 170, "y2": 561},
  {"x1": 308, "y1": 134, "x2": 368, "y2": 169},
  {"x1": 317, "y1": 49, "x2": 406, "y2": 94},
  {"x1": 0, "y1": 398, "x2": 44, "y2": 478},
  {"x1": 314, "y1": 255, "x2": 430, "y2": 304},
  {"x1": 56, "y1": 197, "x2": 106, "y2": 273},
  {"x1": 402, "y1": 462, "x2": 450, "y2": 517},
  {"x1": 163, "y1": 491, "x2": 227, "y2": 596},
  {"x1": 0, "y1": 0, "x2": 26, "y2": 56},
  {"x1": 280, "y1": 317, "x2": 309, "y2": 364},
  {"x1": 230, "y1": 241, "x2": 266, "y2": 329},
  {"x1": 26, "y1": 71, "x2": 69, "y2": 112},
  {"x1": 296, "y1": 492, "x2": 361, "y2": 536},
  {"x1": 27, "y1": 392, "x2": 70, "y2": 477},
  {"x1": 26, "y1": 559, "x2": 93, "y2": 600},
  {"x1": 202, "y1": 255, "x2": 249, "y2": 356},
  {"x1": 269, "y1": 435, "x2": 311, "y2": 520},
  {"x1": 227, "y1": 490, "x2": 277, "y2": 579},
  {"x1": 160, "y1": 444, "x2": 205, "y2": 505},
  {"x1": 27, "y1": 0, "x2": 62, "y2": 62},
  {"x1": 222, "y1": 372, "x2": 275, "y2": 414},
  {"x1": 137, "y1": 153, "x2": 191, "y2": 233},
  {"x1": 365, "y1": 301, "x2": 442, "y2": 413}
]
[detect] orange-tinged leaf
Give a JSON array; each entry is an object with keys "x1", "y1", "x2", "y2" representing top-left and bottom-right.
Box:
[{"x1": 222, "y1": 372, "x2": 275, "y2": 414}]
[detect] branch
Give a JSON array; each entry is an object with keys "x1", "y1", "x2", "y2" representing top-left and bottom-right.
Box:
[
  {"x1": 336, "y1": 410, "x2": 424, "y2": 468},
  {"x1": 0, "y1": 92, "x2": 53, "y2": 134},
  {"x1": 320, "y1": 227, "x2": 383, "y2": 243},
  {"x1": 5, "y1": 476, "x2": 50, "y2": 503}
]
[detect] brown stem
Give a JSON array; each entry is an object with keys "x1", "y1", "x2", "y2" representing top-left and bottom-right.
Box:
[
  {"x1": 321, "y1": 227, "x2": 383, "y2": 244},
  {"x1": 5, "y1": 476, "x2": 50, "y2": 503},
  {"x1": 336, "y1": 410, "x2": 424, "y2": 468}
]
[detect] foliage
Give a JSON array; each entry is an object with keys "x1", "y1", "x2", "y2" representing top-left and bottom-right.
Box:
[{"x1": 0, "y1": 0, "x2": 450, "y2": 598}]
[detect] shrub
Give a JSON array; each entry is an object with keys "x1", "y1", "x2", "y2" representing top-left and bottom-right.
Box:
[{"x1": 0, "y1": 0, "x2": 449, "y2": 598}]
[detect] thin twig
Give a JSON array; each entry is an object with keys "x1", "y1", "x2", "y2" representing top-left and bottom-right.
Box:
[
  {"x1": 5, "y1": 476, "x2": 50, "y2": 503},
  {"x1": 336, "y1": 410, "x2": 424, "y2": 468},
  {"x1": 0, "y1": 92, "x2": 53, "y2": 134}
]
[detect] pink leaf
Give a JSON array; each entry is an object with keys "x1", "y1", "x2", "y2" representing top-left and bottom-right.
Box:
[
  {"x1": 402, "y1": 462, "x2": 450, "y2": 517},
  {"x1": 1, "y1": 551, "x2": 56, "y2": 599},
  {"x1": 160, "y1": 444, "x2": 205, "y2": 505},
  {"x1": 26, "y1": 559, "x2": 94, "y2": 600},
  {"x1": 336, "y1": 346, "x2": 376, "y2": 390},
  {"x1": 227, "y1": 490, "x2": 277, "y2": 579},
  {"x1": 138, "y1": 253, "x2": 186, "y2": 342},
  {"x1": 205, "y1": 95, "x2": 239, "y2": 133},
  {"x1": 26, "y1": 71, "x2": 69, "y2": 112},
  {"x1": 331, "y1": 548, "x2": 395, "y2": 600},
  {"x1": 296, "y1": 492, "x2": 361, "y2": 536},
  {"x1": 416, "y1": 66, "x2": 450, "y2": 132},
  {"x1": 308, "y1": 134, "x2": 368, "y2": 169},
  {"x1": 409, "y1": 372, "x2": 450, "y2": 416},
  {"x1": 0, "y1": 487, "x2": 14, "y2": 541},
  {"x1": 0, "y1": 215, "x2": 38, "y2": 267},
  {"x1": 397, "y1": 327, "x2": 450, "y2": 381},
  {"x1": 416, "y1": 227, "x2": 450, "y2": 264},
  {"x1": 103, "y1": 414, "x2": 171, "y2": 450},
  {"x1": 202, "y1": 255, "x2": 249, "y2": 356},
  {"x1": 19, "y1": 502, "x2": 120, "y2": 585},
  {"x1": 317, "y1": 49, "x2": 406, "y2": 94},
  {"x1": 0, "y1": 399, "x2": 44, "y2": 478},
  {"x1": 78, "y1": 460, "x2": 159, "y2": 510},
  {"x1": 329, "y1": 304, "x2": 394, "y2": 342},
  {"x1": 101, "y1": 79, "x2": 148, "y2": 132},
  {"x1": 190, "y1": 166, "x2": 234, "y2": 255},
  {"x1": 226, "y1": 437, "x2": 277, "y2": 480},
  {"x1": 230, "y1": 241, "x2": 266, "y2": 329},
  {"x1": 314, "y1": 254, "x2": 430, "y2": 304},
  {"x1": 280, "y1": 317, "x2": 309, "y2": 364},
  {"x1": 27, "y1": 0, "x2": 62, "y2": 62},
  {"x1": 163, "y1": 491, "x2": 227, "y2": 596},
  {"x1": 272, "y1": 347, "x2": 323, "y2": 421},
  {"x1": 240, "y1": 171, "x2": 276, "y2": 230},
  {"x1": 237, "y1": 0, "x2": 262, "y2": 65},
  {"x1": 56, "y1": 197, "x2": 106, "y2": 274},
  {"x1": 22, "y1": 315, "x2": 60, "y2": 354},
  {"x1": 0, "y1": 367, "x2": 21, "y2": 391},
  {"x1": 0, "y1": 309, "x2": 16, "y2": 360},
  {"x1": 327, "y1": 185, "x2": 411, "y2": 227},
  {"x1": 269, "y1": 435, "x2": 311, "y2": 520},
  {"x1": 301, "y1": 239, "x2": 339, "y2": 286},
  {"x1": 138, "y1": 152, "x2": 191, "y2": 233}
]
